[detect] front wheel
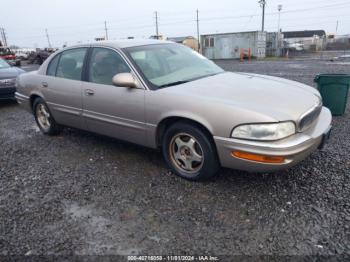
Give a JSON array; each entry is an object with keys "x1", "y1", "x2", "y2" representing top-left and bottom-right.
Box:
[
  {"x1": 162, "y1": 122, "x2": 220, "y2": 181},
  {"x1": 33, "y1": 98, "x2": 62, "y2": 135}
]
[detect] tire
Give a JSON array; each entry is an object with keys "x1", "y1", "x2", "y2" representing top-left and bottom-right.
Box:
[
  {"x1": 33, "y1": 97, "x2": 62, "y2": 135},
  {"x1": 162, "y1": 122, "x2": 220, "y2": 181}
]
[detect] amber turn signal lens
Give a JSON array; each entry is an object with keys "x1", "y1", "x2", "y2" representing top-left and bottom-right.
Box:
[{"x1": 232, "y1": 151, "x2": 285, "y2": 164}]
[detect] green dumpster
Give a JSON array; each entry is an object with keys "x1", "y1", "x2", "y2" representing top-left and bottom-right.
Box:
[{"x1": 314, "y1": 74, "x2": 350, "y2": 116}]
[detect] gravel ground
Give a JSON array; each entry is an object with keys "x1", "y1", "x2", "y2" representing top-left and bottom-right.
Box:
[{"x1": 0, "y1": 58, "x2": 349, "y2": 257}]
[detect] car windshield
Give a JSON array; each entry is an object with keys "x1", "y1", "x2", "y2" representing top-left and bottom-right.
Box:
[
  {"x1": 0, "y1": 58, "x2": 10, "y2": 69},
  {"x1": 124, "y1": 44, "x2": 224, "y2": 88}
]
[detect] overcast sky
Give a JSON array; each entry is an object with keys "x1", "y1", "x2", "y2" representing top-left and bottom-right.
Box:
[{"x1": 2, "y1": 0, "x2": 350, "y2": 48}]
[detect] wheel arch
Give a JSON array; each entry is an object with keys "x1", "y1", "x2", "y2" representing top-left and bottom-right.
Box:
[
  {"x1": 155, "y1": 116, "x2": 215, "y2": 148},
  {"x1": 29, "y1": 93, "x2": 43, "y2": 111}
]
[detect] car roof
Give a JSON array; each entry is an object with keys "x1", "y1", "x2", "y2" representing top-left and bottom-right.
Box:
[
  {"x1": 67, "y1": 39, "x2": 175, "y2": 50},
  {"x1": 38, "y1": 39, "x2": 177, "y2": 75}
]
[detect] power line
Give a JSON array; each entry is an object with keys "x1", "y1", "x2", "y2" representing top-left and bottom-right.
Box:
[
  {"x1": 9, "y1": 9, "x2": 350, "y2": 41},
  {"x1": 6, "y1": 1, "x2": 350, "y2": 34},
  {"x1": 268, "y1": 12, "x2": 350, "y2": 23},
  {"x1": 263, "y1": 18, "x2": 350, "y2": 31},
  {"x1": 198, "y1": 1, "x2": 350, "y2": 23},
  {"x1": 277, "y1": 1, "x2": 350, "y2": 15},
  {"x1": 242, "y1": 8, "x2": 260, "y2": 31},
  {"x1": 6, "y1": 0, "x2": 350, "y2": 44},
  {"x1": 5, "y1": 0, "x2": 350, "y2": 33}
]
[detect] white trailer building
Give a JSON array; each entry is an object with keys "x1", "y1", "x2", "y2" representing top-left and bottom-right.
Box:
[{"x1": 201, "y1": 31, "x2": 266, "y2": 59}]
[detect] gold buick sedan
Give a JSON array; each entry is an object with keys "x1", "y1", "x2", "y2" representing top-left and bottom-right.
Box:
[{"x1": 15, "y1": 40, "x2": 332, "y2": 180}]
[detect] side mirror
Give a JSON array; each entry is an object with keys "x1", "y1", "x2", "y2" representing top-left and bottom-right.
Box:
[{"x1": 112, "y1": 73, "x2": 137, "y2": 88}]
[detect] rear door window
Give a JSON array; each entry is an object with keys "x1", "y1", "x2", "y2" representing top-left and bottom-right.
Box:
[
  {"x1": 56, "y1": 48, "x2": 87, "y2": 81},
  {"x1": 47, "y1": 54, "x2": 61, "y2": 76}
]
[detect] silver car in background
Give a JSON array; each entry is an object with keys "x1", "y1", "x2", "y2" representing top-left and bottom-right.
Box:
[
  {"x1": 15, "y1": 40, "x2": 332, "y2": 180},
  {"x1": 0, "y1": 58, "x2": 25, "y2": 99}
]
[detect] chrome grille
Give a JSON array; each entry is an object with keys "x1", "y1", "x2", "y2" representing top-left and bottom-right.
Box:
[{"x1": 299, "y1": 103, "x2": 322, "y2": 131}]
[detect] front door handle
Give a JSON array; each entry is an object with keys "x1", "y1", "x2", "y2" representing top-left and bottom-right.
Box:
[
  {"x1": 85, "y1": 89, "x2": 95, "y2": 96},
  {"x1": 42, "y1": 82, "x2": 48, "y2": 88}
]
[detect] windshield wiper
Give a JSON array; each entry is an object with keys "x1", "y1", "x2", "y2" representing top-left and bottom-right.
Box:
[{"x1": 158, "y1": 80, "x2": 189, "y2": 88}]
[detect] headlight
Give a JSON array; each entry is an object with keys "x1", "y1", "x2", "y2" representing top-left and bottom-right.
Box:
[{"x1": 231, "y1": 122, "x2": 296, "y2": 141}]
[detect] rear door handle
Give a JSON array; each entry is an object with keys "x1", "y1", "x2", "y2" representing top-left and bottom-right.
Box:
[
  {"x1": 42, "y1": 82, "x2": 48, "y2": 88},
  {"x1": 85, "y1": 89, "x2": 95, "y2": 96}
]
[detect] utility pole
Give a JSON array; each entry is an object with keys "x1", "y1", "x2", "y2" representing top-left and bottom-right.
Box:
[
  {"x1": 45, "y1": 28, "x2": 52, "y2": 48},
  {"x1": 155, "y1": 11, "x2": 159, "y2": 39},
  {"x1": 104, "y1": 21, "x2": 109, "y2": 40},
  {"x1": 1, "y1": 28, "x2": 8, "y2": 46},
  {"x1": 336, "y1": 20, "x2": 339, "y2": 34},
  {"x1": 196, "y1": 9, "x2": 200, "y2": 52},
  {"x1": 0, "y1": 28, "x2": 4, "y2": 46},
  {"x1": 259, "y1": 0, "x2": 266, "y2": 32},
  {"x1": 276, "y1": 4, "x2": 282, "y2": 56},
  {"x1": 3, "y1": 28, "x2": 8, "y2": 46},
  {"x1": 277, "y1": 5, "x2": 282, "y2": 35}
]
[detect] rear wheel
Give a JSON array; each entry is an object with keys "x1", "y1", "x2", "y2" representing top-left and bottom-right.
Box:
[
  {"x1": 33, "y1": 97, "x2": 62, "y2": 135},
  {"x1": 162, "y1": 122, "x2": 220, "y2": 180}
]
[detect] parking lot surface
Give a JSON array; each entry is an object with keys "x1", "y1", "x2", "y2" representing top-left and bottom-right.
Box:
[{"x1": 1, "y1": 58, "x2": 349, "y2": 256}]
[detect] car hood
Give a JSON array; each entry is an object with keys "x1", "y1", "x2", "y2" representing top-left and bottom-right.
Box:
[
  {"x1": 0, "y1": 67, "x2": 25, "y2": 79},
  {"x1": 161, "y1": 72, "x2": 321, "y2": 121}
]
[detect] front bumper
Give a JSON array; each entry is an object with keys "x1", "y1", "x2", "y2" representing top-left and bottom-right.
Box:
[
  {"x1": 0, "y1": 86, "x2": 16, "y2": 99},
  {"x1": 214, "y1": 107, "x2": 332, "y2": 173}
]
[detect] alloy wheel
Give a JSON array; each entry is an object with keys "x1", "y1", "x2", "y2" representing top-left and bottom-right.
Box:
[
  {"x1": 36, "y1": 104, "x2": 51, "y2": 130},
  {"x1": 169, "y1": 132, "x2": 204, "y2": 174}
]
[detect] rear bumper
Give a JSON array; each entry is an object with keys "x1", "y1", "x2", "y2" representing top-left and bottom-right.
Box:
[
  {"x1": 15, "y1": 92, "x2": 31, "y2": 112},
  {"x1": 0, "y1": 87, "x2": 16, "y2": 99},
  {"x1": 214, "y1": 107, "x2": 332, "y2": 173}
]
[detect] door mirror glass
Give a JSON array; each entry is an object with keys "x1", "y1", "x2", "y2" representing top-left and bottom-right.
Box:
[{"x1": 112, "y1": 73, "x2": 137, "y2": 88}]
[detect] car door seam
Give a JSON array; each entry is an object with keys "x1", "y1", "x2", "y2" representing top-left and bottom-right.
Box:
[{"x1": 83, "y1": 109, "x2": 146, "y2": 130}]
